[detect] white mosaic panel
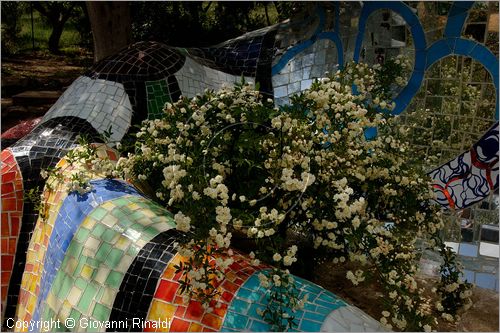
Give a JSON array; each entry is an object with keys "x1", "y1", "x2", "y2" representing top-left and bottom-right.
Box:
[
  {"x1": 174, "y1": 57, "x2": 254, "y2": 98},
  {"x1": 321, "y1": 306, "x2": 387, "y2": 332},
  {"x1": 42, "y1": 76, "x2": 133, "y2": 142},
  {"x1": 272, "y1": 38, "x2": 339, "y2": 106}
]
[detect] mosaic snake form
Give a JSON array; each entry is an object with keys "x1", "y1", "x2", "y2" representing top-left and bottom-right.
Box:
[{"x1": 1, "y1": 3, "x2": 498, "y2": 331}]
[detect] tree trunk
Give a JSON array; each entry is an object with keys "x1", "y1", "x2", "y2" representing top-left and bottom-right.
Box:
[
  {"x1": 48, "y1": 23, "x2": 64, "y2": 54},
  {"x1": 86, "y1": 1, "x2": 132, "y2": 63}
]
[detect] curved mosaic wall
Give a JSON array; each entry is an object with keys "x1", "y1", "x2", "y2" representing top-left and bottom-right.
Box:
[{"x1": 1, "y1": 1, "x2": 498, "y2": 330}]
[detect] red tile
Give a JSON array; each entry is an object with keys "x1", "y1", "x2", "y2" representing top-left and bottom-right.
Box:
[
  {"x1": 10, "y1": 215, "x2": 19, "y2": 235},
  {"x1": 221, "y1": 291, "x2": 233, "y2": 302},
  {"x1": 234, "y1": 278, "x2": 244, "y2": 286},
  {"x1": 1, "y1": 271, "x2": 10, "y2": 284},
  {"x1": 1, "y1": 183, "x2": 14, "y2": 194},
  {"x1": 170, "y1": 318, "x2": 190, "y2": 332},
  {"x1": 185, "y1": 300, "x2": 204, "y2": 321},
  {"x1": 8, "y1": 238, "x2": 16, "y2": 253},
  {"x1": 201, "y1": 313, "x2": 222, "y2": 329},
  {"x1": 1, "y1": 239, "x2": 8, "y2": 252},
  {"x1": 154, "y1": 279, "x2": 179, "y2": 303},
  {"x1": 2, "y1": 171, "x2": 15, "y2": 183},
  {"x1": 1, "y1": 219, "x2": 10, "y2": 236},
  {"x1": 211, "y1": 303, "x2": 228, "y2": 317},
  {"x1": 1, "y1": 255, "x2": 13, "y2": 271},
  {"x1": 2, "y1": 198, "x2": 16, "y2": 211},
  {"x1": 175, "y1": 305, "x2": 186, "y2": 317},
  {"x1": 229, "y1": 262, "x2": 242, "y2": 271},
  {"x1": 221, "y1": 280, "x2": 239, "y2": 294},
  {"x1": 174, "y1": 295, "x2": 185, "y2": 305}
]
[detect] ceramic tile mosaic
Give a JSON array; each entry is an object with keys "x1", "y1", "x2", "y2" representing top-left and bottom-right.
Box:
[
  {"x1": 108, "y1": 230, "x2": 180, "y2": 330},
  {"x1": 429, "y1": 121, "x2": 498, "y2": 210},
  {"x1": 222, "y1": 270, "x2": 348, "y2": 332},
  {"x1": 145, "y1": 251, "x2": 266, "y2": 332},
  {"x1": 15, "y1": 145, "x2": 121, "y2": 325},
  {"x1": 3, "y1": 117, "x2": 102, "y2": 325},
  {"x1": 145, "y1": 79, "x2": 174, "y2": 119},
  {"x1": 38, "y1": 195, "x2": 176, "y2": 331},
  {"x1": 42, "y1": 77, "x2": 133, "y2": 142},
  {"x1": 1, "y1": 149, "x2": 24, "y2": 319}
]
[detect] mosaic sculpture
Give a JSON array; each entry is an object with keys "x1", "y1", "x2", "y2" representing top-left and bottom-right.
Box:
[{"x1": 1, "y1": 1, "x2": 498, "y2": 331}]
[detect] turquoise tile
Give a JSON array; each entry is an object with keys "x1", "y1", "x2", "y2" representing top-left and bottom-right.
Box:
[
  {"x1": 299, "y1": 319, "x2": 321, "y2": 332},
  {"x1": 222, "y1": 311, "x2": 249, "y2": 330},
  {"x1": 231, "y1": 298, "x2": 251, "y2": 313},
  {"x1": 249, "y1": 320, "x2": 269, "y2": 331}
]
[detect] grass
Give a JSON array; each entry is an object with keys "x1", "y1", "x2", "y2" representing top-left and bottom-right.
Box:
[{"x1": 5, "y1": 10, "x2": 83, "y2": 54}]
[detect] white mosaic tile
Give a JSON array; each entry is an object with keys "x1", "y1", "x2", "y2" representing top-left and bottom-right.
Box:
[
  {"x1": 174, "y1": 57, "x2": 254, "y2": 98},
  {"x1": 42, "y1": 76, "x2": 133, "y2": 142},
  {"x1": 320, "y1": 306, "x2": 387, "y2": 332}
]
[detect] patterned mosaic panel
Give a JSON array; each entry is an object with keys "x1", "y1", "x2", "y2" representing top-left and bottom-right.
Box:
[
  {"x1": 38, "y1": 195, "x2": 176, "y2": 331},
  {"x1": 4, "y1": 117, "x2": 102, "y2": 325},
  {"x1": 42, "y1": 77, "x2": 133, "y2": 142},
  {"x1": 15, "y1": 146, "x2": 121, "y2": 325},
  {"x1": 1, "y1": 150, "x2": 23, "y2": 319},
  {"x1": 429, "y1": 121, "x2": 499, "y2": 210}
]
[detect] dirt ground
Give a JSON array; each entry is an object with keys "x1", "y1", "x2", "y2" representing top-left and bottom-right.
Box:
[{"x1": 313, "y1": 261, "x2": 499, "y2": 332}]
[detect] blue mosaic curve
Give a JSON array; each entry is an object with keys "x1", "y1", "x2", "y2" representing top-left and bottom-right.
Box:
[
  {"x1": 271, "y1": 6, "x2": 342, "y2": 76},
  {"x1": 221, "y1": 270, "x2": 347, "y2": 332},
  {"x1": 353, "y1": 1, "x2": 427, "y2": 115},
  {"x1": 31, "y1": 179, "x2": 144, "y2": 325},
  {"x1": 444, "y1": 2, "x2": 475, "y2": 38}
]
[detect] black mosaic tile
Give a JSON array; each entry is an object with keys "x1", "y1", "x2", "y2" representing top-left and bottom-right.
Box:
[{"x1": 107, "y1": 229, "x2": 182, "y2": 331}]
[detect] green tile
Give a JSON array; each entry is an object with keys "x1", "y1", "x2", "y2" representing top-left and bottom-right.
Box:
[
  {"x1": 92, "y1": 303, "x2": 111, "y2": 321},
  {"x1": 127, "y1": 244, "x2": 140, "y2": 257},
  {"x1": 95, "y1": 243, "x2": 112, "y2": 261},
  {"x1": 90, "y1": 207, "x2": 108, "y2": 220},
  {"x1": 58, "y1": 275, "x2": 74, "y2": 299},
  {"x1": 111, "y1": 209, "x2": 128, "y2": 220},
  {"x1": 106, "y1": 248, "x2": 124, "y2": 269},
  {"x1": 66, "y1": 241, "x2": 83, "y2": 258},
  {"x1": 102, "y1": 229, "x2": 117, "y2": 243},
  {"x1": 105, "y1": 270, "x2": 123, "y2": 287},
  {"x1": 111, "y1": 197, "x2": 131, "y2": 206},
  {"x1": 78, "y1": 284, "x2": 97, "y2": 313},
  {"x1": 91, "y1": 223, "x2": 106, "y2": 237},
  {"x1": 69, "y1": 309, "x2": 82, "y2": 322},
  {"x1": 96, "y1": 287, "x2": 104, "y2": 300},
  {"x1": 86, "y1": 257, "x2": 100, "y2": 268},
  {"x1": 74, "y1": 228, "x2": 90, "y2": 242},
  {"x1": 75, "y1": 277, "x2": 87, "y2": 290}
]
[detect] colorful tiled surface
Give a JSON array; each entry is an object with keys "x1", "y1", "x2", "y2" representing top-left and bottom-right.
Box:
[
  {"x1": 108, "y1": 230, "x2": 180, "y2": 330},
  {"x1": 222, "y1": 271, "x2": 346, "y2": 332},
  {"x1": 146, "y1": 252, "x2": 266, "y2": 332},
  {"x1": 38, "y1": 196, "x2": 176, "y2": 331},
  {"x1": 15, "y1": 145, "x2": 121, "y2": 325},
  {"x1": 429, "y1": 122, "x2": 499, "y2": 209},
  {"x1": 1, "y1": 149, "x2": 23, "y2": 319}
]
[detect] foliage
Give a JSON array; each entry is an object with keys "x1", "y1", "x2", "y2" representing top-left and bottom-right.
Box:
[
  {"x1": 1, "y1": 1, "x2": 27, "y2": 55},
  {"x1": 130, "y1": 1, "x2": 300, "y2": 47}
]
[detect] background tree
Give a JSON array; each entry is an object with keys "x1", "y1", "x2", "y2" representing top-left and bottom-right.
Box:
[
  {"x1": 1, "y1": 2, "x2": 27, "y2": 55},
  {"x1": 31, "y1": 1, "x2": 77, "y2": 54},
  {"x1": 86, "y1": 1, "x2": 132, "y2": 62}
]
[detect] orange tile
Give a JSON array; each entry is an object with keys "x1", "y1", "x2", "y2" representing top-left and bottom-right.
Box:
[
  {"x1": 185, "y1": 300, "x2": 204, "y2": 321},
  {"x1": 169, "y1": 318, "x2": 190, "y2": 332},
  {"x1": 201, "y1": 313, "x2": 222, "y2": 330},
  {"x1": 189, "y1": 322, "x2": 204, "y2": 332}
]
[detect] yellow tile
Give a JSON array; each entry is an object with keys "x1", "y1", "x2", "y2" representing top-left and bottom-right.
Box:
[
  {"x1": 101, "y1": 201, "x2": 116, "y2": 211},
  {"x1": 115, "y1": 236, "x2": 129, "y2": 250},
  {"x1": 67, "y1": 286, "x2": 83, "y2": 306},
  {"x1": 59, "y1": 300, "x2": 72, "y2": 320},
  {"x1": 27, "y1": 296, "x2": 36, "y2": 314},
  {"x1": 82, "y1": 216, "x2": 97, "y2": 229},
  {"x1": 65, "y1": 258, "x2": 78, "y2": 275},
  {"x1": 147, "y1": 300, "x2": 176, "y2": 321},
  {"x1": 127, "y1": 202, "x2": 141, "y2": 211},
  {"x1": 81, "y1": 264, "x2": 94, "y2": 280},
  {"x1": 46, "y1": 291, "x2": 60, "y2": 310}
]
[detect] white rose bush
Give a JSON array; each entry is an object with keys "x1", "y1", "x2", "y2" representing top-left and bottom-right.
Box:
[{"x1": 95, "y1": 58, "x2": 474, "y2": 331}]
